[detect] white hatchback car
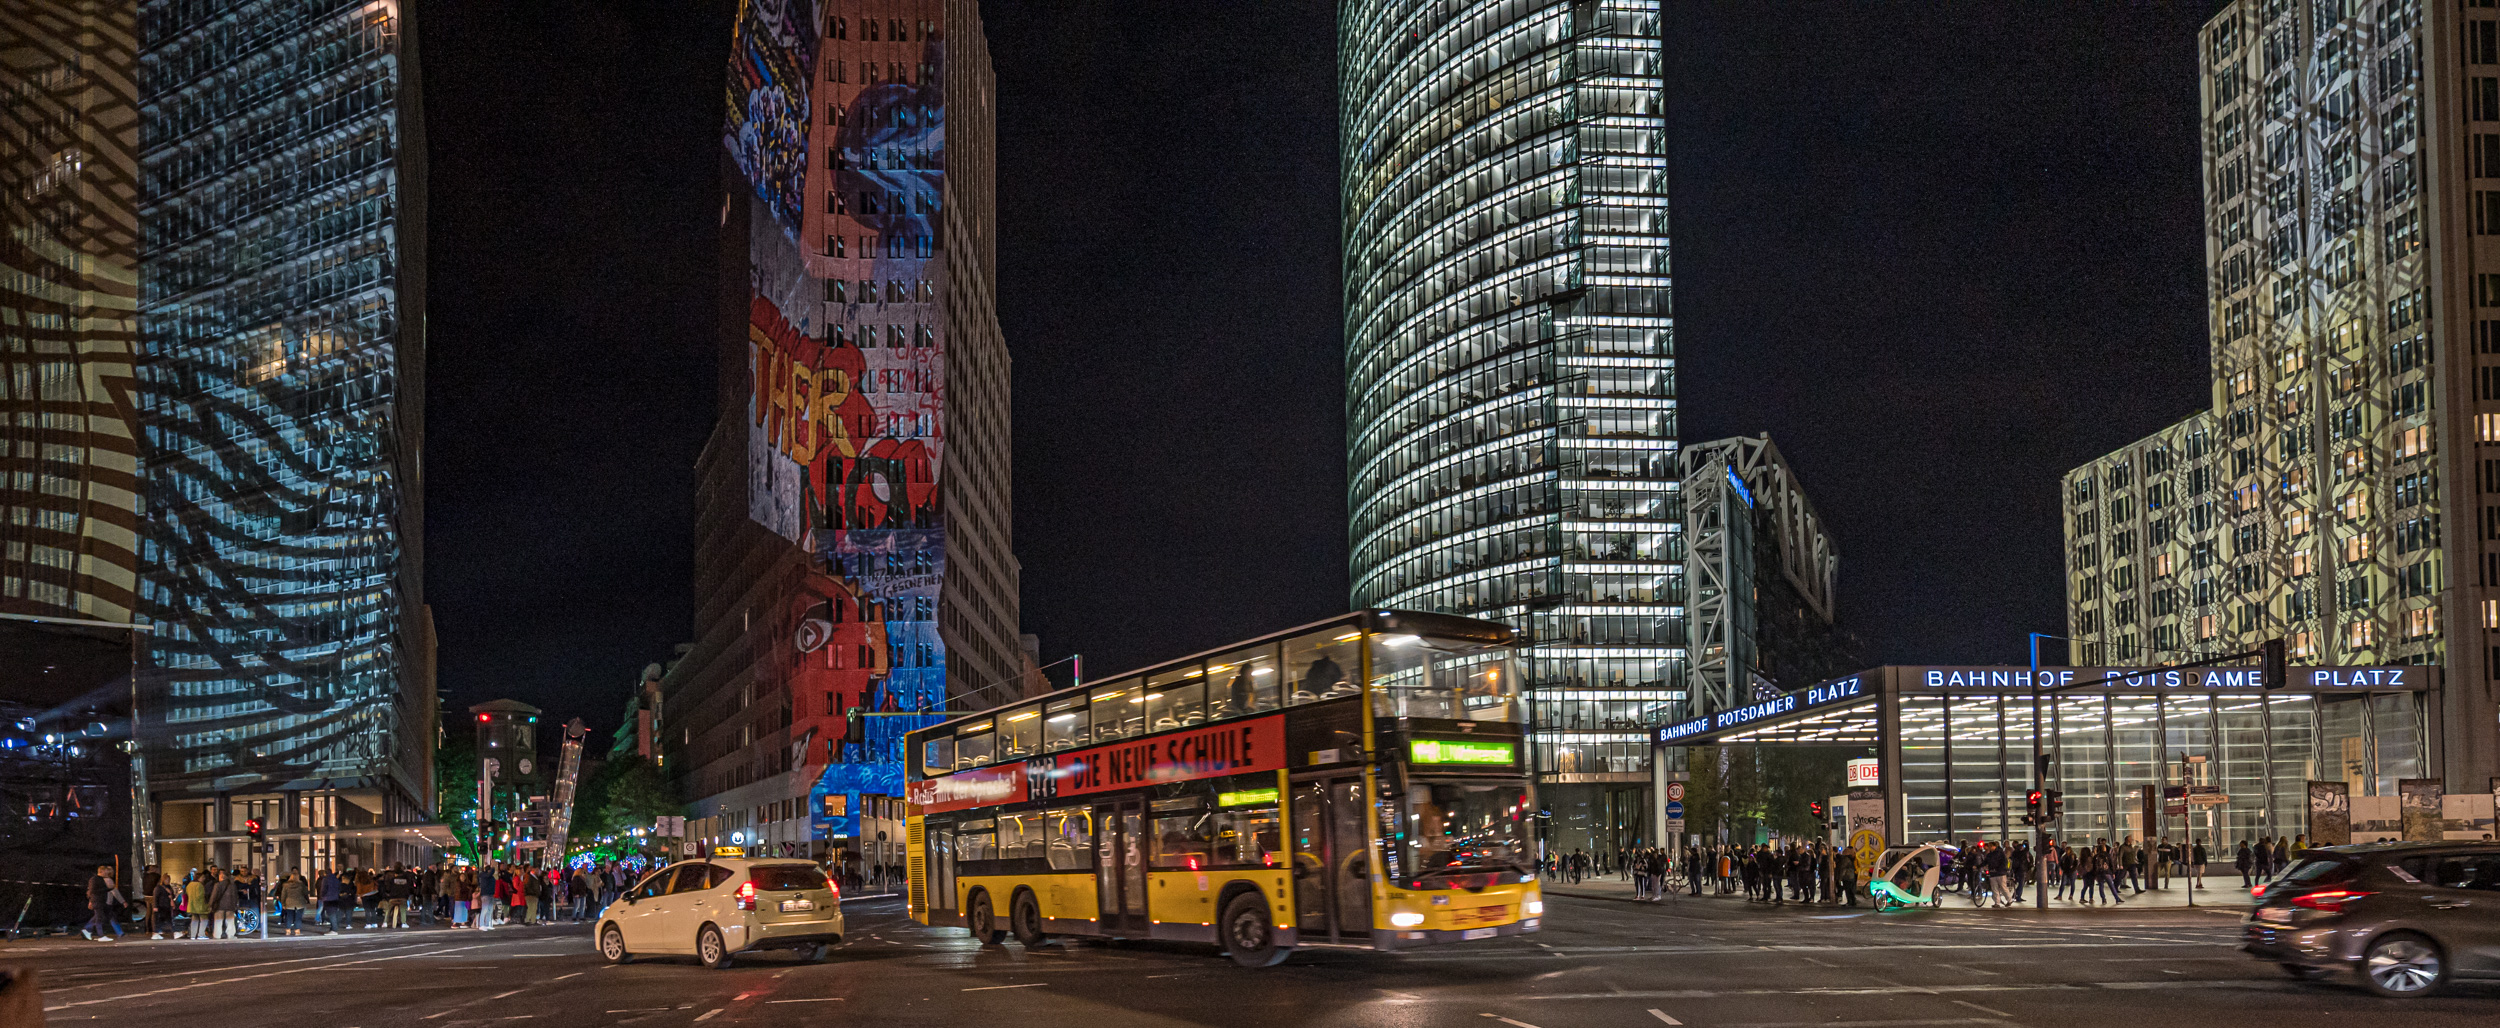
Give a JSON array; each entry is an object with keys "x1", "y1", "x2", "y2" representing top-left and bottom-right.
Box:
[{"x1": 595, "y1": 858, "x2": 844, "y2": 968}]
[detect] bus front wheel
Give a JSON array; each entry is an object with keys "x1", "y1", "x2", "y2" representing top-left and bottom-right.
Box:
[
  {"x1": 967, "y1": 891, "x2": 1006, "y2": 946},
  {"x1": 1221, "y1": 893, "x2": 1288, "y2": 968}
]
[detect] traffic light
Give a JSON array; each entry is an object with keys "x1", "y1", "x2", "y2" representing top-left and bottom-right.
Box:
[
  {"x1": 2046, "y1": 790, "x2": 2066, "y2": 821},
  {"x1": 2261, "y1": 638, "x2": 2287, "y2": 690},
  {"x1": 244, "y1": 818, "x2": 264, "y2": 841},
  {"x1": 2023, "y1": 789, "x2": 2045, "y2": 825},
  {"x1": 1807, "y1": 800, "x2": 1826, "y2": 825}
]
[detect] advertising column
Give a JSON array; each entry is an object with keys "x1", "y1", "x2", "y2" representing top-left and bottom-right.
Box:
[{"x1": 1845, "y1": 756, "x2": 1885, "y2": 884}]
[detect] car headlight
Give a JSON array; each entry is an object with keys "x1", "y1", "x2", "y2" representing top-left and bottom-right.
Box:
[
  {"x1": 1526, "y1": 900, "x2": 1544, "y2": 915},
  {"x1": 1389, "y1": 911, "x2": 1425, "y2": 927}
]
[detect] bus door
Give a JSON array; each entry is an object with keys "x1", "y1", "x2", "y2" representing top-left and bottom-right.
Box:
[
  {"x1": 1291, "y1": 776, "x2": 1372, "y2": 940},
  {"x1": 1094, "y1": 799, "x2": 1147, "y2": 934},
  {"x1": 930, "y1": 823, "x2": 958, "y2": 921}
]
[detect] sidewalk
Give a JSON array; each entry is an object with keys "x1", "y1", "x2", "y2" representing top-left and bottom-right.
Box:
[{"x1": 1544, "y1": 874, "x2": 2258, "y2": 913}]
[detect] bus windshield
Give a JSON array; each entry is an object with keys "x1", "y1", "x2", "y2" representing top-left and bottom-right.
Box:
[{"x1": 1401, "y1": 778, "x2": 1534, "y2": 884}]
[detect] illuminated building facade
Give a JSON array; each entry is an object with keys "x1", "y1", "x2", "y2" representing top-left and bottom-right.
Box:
[
  {"x1": 132, "y1": 0, "x2": 440, "y2": 874},
  {"x1": 2063, "y1": 0, "x2": 2496, "y2": 792},
  {"x1": 670, "y1": 0, "x2": 1019, "y2": 869},
  {"x1": 1342, "y1": 0, "x2": 1678, "y2": 857},
  {"x1": 2, "y1": 0, "x2": 144, "y2": 623}
]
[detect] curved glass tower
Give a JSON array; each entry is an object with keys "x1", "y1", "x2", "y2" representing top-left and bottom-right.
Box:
[{"x1": 1343, "y1": 0, "x2": 1680, "y2": 855}]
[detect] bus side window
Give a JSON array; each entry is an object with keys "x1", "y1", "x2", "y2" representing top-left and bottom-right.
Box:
[
  {"x1": 1206, "y1": 644, "x2": 1281, "y2": 717},
  {"x1": 1046, "y1": 808, "x2": 1094, "y2": 870},
  {"x1": 922, "y1": 735, "x2": 954, "y2": 775},
  {"x1": 1152, "y1": 811, "x2": 1213, "y2": 871},
  {"x1": 956, "y1": 819, "x2": 996, "y2": 861}
]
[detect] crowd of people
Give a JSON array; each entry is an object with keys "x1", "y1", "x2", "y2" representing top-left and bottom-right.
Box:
[
  {"x1": 81, "y1": 859, "x2": 669, "y2": 941},
  {"x1": 1529, "y1": 832, "x2": 2324, "y2": 911}
]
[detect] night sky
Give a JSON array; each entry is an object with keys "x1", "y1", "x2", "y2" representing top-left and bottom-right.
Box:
[{"x1": 418, "y1": 2, "x2": 2226, "y2": 733}]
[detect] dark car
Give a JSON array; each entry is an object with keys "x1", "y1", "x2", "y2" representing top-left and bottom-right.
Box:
[{"x1": 2242, "y1": 842, "x2": 2500, "y2": 997}]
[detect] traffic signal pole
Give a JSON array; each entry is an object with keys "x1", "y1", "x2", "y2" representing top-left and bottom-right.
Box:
[{"x1": 2029, "y1": 635, "x2": 2047, "y2": 910}]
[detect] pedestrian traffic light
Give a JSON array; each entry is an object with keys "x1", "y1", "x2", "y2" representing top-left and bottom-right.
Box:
[
  {"x1": 244, "y1": 818, "x2": 263, "y2": 841},
  {"x1": 2023, "y1": 789, "x2": 2044, "y2": 825},
  {"x1": 2260, "y1": 637, "x2": 2286, "y2": 690},
  {"x1": 1807, "y1": 800, "x2": 1825, "y2": 826},
  {"x1": 2046, "y1": 790, "x2": 2066, "y2": 820}
]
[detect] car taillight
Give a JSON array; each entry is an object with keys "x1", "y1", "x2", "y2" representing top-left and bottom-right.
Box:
[
  {"x1": 736, "y1": 881, "x2": 756, "y2": 911},
  {"x1": 2288, "y1": 889, "x2": 2372, "y2": 913},
  {"x1": 825, "y1": 874, "x2": 839, "y2": 898}
]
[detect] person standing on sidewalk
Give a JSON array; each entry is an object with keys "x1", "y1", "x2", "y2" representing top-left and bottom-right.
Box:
[
  {"x1": 148, "y1": 868, "x2": 176, "y2": 939},
  {"x1": 2189, "y1": 839, "x2": 2208, "y2": 888},
  {"x1": 183, "y1": 870, "x2": 208, "y2": 938},
  {"x1": 209, "y1": 868, "x2": 239, "y2": 939},
  {"x1": 278, "y1": 870, "x2": 309, "y2": 936}
]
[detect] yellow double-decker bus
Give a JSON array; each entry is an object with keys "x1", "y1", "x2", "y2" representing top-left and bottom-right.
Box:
[{"x1": 903, "y1": 610, "x2": 1540, "y2": 966}]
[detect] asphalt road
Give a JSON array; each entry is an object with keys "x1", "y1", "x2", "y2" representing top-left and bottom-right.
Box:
[{"x1": 5, "y1": 892, "x2": 2493, "y2": 1028}]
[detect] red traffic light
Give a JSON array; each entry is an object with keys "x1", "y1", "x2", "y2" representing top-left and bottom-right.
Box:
[
  {"x1": 1807, "y1": 801, "x2": 1824, "y2": 819},
  {"x1": 478, "y1": 713, "x2": 491, "y2": 722},
  {"x1": 244, "y1": 818, "x2": 264, "y2": 838}
]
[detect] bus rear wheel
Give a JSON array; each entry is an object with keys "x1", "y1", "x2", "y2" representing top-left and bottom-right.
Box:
[
  {"x1": 1221, "y1": 893, "x2": 1288, "y2": 968},
  {"x1": 1011, "y1": 892, "x2": 1049, "y2": 948},
  {"x1": 967, "y1": 891, "x2": 1006, "y2": 946}
]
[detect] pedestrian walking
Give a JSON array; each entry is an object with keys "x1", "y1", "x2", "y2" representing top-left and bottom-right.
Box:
[{"x1": 82, "y1": 865, "x2": 123, "y2": 941}]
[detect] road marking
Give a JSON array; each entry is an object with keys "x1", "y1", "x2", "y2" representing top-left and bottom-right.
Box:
[
  {"x1": 695, "y1": 1010, "x2": 723, "y2": 1022},
  {"x1": 1649, "y1": 1010, "x2": 1683, "y2": 1025},
  {"x1": 605, "y1": 1010, "x2": 670, "y2": 1014},
  {"x1": 1801, "y1": 957, "x2": 1838, "y2": 968},
  {"x1": 552, "y1": 972, "x2": 584, "y2": 981},
  {"x1": 963, "y1": 983, "x2": 1047, "y2": 991},
  {"x1": 767, "y1": 998, "x2": 846, "y2": 1004},
  {"x1": 491, "y1": 990, "x2": 525, "y2": 999},
  {"x1": 45, "y1": 944, "x2": 475, "y2": 1011},
  {"x1": 1938, "y1": 964, "x2": 1999, "y2": 977},
  {"x1": 1952, "y1": 1001, "x2": 2011, "y2": 1018},
  {"x1": 734, "y1": 992, "x2": 757, "y2": 1001},
  {"x1": 1483, "y1": 1015, "x2": 1546, "y2": 1028}
]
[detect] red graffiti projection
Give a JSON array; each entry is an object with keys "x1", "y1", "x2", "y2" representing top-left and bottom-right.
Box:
[{"x1": 748, "y1": 295, "x2": 939, "y2": 529}]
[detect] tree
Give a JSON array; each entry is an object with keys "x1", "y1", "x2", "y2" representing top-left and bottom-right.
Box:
[
  {"x1": 568, "y1": 756, "x2": 678, "y2": 856},
  {"x1": 437, "y1": 731, "x2": 480, "y2": 860}
]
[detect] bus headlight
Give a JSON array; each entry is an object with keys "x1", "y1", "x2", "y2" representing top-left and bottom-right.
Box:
[
  {"x1": 1389, "y1": 912, "x2": 1425, "y2": 927},
  {"x1": 1526, "y1": 900, "x2": 1543, "y2": 916}
]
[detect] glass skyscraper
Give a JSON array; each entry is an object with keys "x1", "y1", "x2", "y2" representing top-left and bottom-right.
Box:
[
  {"x1": 132, "y1": 0, "x2": 437, "y2": 874},
  {"x1": 1342, "y1": 0, "x2": 1679, "y2": 856}
]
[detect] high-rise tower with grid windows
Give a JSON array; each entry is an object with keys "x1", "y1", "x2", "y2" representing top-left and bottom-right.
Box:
[
  {"x1": 2063, "y1": 0, "x2": 2496, "y2": 792},
  {"x1": 1342, "y1": 0, "x2": 1680, "y2": 855},
  {"x1": 131, "y1": 0, "x2": 438, "y2": 874}
]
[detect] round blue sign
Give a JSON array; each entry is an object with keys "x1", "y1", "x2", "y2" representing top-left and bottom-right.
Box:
[{"x1": 1665, "y1": 800, "x2": 1685, "y2": 817}]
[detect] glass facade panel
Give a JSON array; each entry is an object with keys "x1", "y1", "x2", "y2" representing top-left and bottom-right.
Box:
[
  {"x1": 2051, "y1": 696, "x2": 2115, "y2": 840},
  {"x1": 1342, "y1": 1, "x2": 1681, "y2": 798},
  {"x1": 1899, "y1": 694, "x2": 1947, "y2": 841}
]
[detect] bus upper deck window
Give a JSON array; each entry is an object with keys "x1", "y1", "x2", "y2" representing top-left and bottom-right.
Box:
[
  {"x1": 1146, "y1": 668, "x2": 1203, "y2": 731},
  {"x1": 921, "y1": 735, "x2": 954, "y2": 776},
  {"x1": 1042, "y1": 696, "x2": 1087, "y2": 751},
  {"x1": 1000, "y1": 705, "x2": 1042, "y2": 759},
  {"x1": 1090, "y1": 682, "x2": 1142, "y2": 742},
  {"x1": 1205, "y1": 643, "x2": 1280, "y2": 718},
  {"x1": 955, "y1": 722, "x2": 994, "y2": 768},
  {"x1": 1282, "y1": 628, "x2": 1359, "y2": 704}
]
